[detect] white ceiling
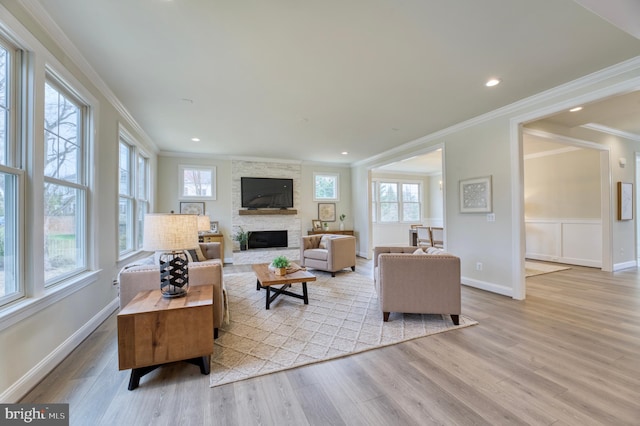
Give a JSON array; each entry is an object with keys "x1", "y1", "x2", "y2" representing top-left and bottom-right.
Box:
[{"x1": 26, "y1": 0, "x2": 640, "y2": 166}]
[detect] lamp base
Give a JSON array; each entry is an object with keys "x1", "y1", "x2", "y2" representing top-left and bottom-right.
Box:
[{"x1": 159, "y1": 251, "x2": 190, "y2": 298}]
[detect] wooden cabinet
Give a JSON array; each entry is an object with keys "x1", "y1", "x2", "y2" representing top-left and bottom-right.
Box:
[
  {"x1": 199, "y1": 232, "x2": 224, "y2": 257},
  {"x1": 308, "y1": 230, "x2": 354, "y2": 236}
]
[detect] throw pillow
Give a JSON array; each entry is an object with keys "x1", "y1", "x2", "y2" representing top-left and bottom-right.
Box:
[
  {"x1": 186, "y1": 249, "x2": 200, "y2": 262},
  {"x1": 194, "y1": 244, "x2": 206, "y2": 262},
  {"x1": 412, "y1": 248, "x2": 425, "y2": 255},
  {"x1": 318, "y1": 234, "x2": 332, "y2": 249}
]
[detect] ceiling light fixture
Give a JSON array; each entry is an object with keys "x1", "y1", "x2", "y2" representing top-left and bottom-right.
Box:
[
  {"x1": 485, "y1": 78, "x2": 501, "y2": 87},
  {"x1": 191, "y1": 137, "x2": 200, "y2": 142},
  {"x1": 569, "y1": 106, "x2": 583, "y2": 112},
  {"x1": 341, "y1": 151, "x2": 348, "y2": 155}
]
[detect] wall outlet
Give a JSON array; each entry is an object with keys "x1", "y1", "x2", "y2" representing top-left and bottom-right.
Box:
[
  {"x1": 476, "y1": 262, "x2": 483, "y2": 271},
  {"x1": 487, "y1": 213, "x2": 495, "y2": 222}
]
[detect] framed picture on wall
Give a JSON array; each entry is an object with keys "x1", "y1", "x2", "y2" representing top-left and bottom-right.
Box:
[
  {"x1": 318, "y1": 203, "x2": 336, "y2": 222},
  {"x1": 459, "y1": 176, "x2": 492, "y2": 213},
  {"x1": 180, "y1": 201, "x2": 205, "y2": 215},
  {"x1": 312, "y1": 220, "x2": 322, "y2": 231},
  {"x1": 618, "y1": 182, "x2": 633, "y2": 220},
  {"x1": 211, "y1": 221, "x2": 219, "y2": 233}
]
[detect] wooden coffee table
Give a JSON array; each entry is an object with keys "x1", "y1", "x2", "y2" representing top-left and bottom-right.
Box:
[
  {"x1": 252, "y1": 263, "x2": 316, "y2": 309},
  {"x1": 117, "y1": 286, "x2": 214, "y2": 390}
]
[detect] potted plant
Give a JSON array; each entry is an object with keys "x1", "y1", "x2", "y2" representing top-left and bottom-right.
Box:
[
  {"x1": 272, "y1": 255, "x2": 290, "y2": 275},
  {"x1": 233, "y1": 226, "x2": 250, "y2": 251},
  {"x1": 339, "y1": 214, "x2": 346, "y2": 230},
  {"x1": 322, "y1": 222, "x2": 329, "y2": 231}
]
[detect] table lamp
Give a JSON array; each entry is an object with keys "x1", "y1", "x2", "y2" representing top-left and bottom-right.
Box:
[
  {"x1": 143, "y1": 213, "x2": 199, "y2": 298},
  {"x1": 197, "y1": 215, "x2": 211, "y2": 234}
]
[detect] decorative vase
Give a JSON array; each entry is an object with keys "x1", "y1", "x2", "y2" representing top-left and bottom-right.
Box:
[
  {"x1": 323, "y1": 224, "x2": 329, "y2": 231},
  {"x1": 275, "y1": 267, "x2": 287, "y2": 276},
  {"x1": 339, "y1": 222, "x2": 344, "y2": 231}
]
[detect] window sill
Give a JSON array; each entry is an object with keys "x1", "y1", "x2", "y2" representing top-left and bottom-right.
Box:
[{"x1": 0, "y1": 270, "x2": 101, "y2": 332}]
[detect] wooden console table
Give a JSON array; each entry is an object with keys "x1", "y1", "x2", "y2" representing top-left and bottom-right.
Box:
[
  {"x1": 199, "y1": 232, "x2": 224, "y2": 257},
  {"x1": 307, "y1": 230, "x2": 354, "y2": 236},
  {"x1": 117, "y1": 286, "x2": 214, "y2": 390}
]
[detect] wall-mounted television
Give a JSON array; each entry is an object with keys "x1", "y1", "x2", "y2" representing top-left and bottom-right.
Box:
[{"x1": 241, "y1": 177, "x2": 294, "y2": 209}]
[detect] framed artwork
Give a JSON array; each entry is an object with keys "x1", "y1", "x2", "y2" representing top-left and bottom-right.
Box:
[
  {"x1": 312, "y1": 220, "x2": 322, "y2": 231},
  {"x1": 180, "y1": 201, "x2": 205, "y2": 215},
  {"x1": 460, "y1": 176, "x2": 492, "y2": 213},
  {"x1": 618, "y1": 182, "x2": 633, "y2": 220},
  {"x1": 318, "y1": 203, "x2": 336, "y2": 222},
  {"x1": 211, "y1": 221, "x2": 219, "y2": 233}
]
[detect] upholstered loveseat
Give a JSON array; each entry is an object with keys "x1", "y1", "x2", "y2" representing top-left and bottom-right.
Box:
[
  {"x1": 373, "y1": 246, "x2": 461, "y2": 324},
  {"x1": 118, "y1": 242, "x2": 225, "y2": 338},
  {"x1": 300, "y1": 234, "x2": 356, "y2": 277}
]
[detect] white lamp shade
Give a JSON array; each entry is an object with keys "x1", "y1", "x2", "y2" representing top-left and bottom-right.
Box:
[
  {"x1": 143, "y1": 214, "x2": 199, "y2": 251},
  {"x1": 197, "y1": 215, "x2": 211, "y2": 232}
]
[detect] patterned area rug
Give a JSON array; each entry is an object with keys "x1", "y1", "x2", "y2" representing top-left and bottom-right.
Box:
[
  {"x1": 525, "y1": 261, "x2": 571, "y2": 277},
  {"x1": 210, "y1": 271, "x2": 477, "y2": 387}
]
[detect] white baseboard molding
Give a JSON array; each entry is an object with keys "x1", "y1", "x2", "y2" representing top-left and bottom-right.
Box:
[
  {"x1": 462, "y1": 277, "x2": 513, "y2": 298},
  {"x1": 613, "y1": 260, "x2": 637, "y2": 271},
  {"x1": 0, "y1": 298, "x2": 119, "y2": 403},
  {"x1": 358, "y1": 251, "x2": 370, "y2": 259},
  {"x1": 526, "y1": 253, "x2": 601, "y2": 268}
]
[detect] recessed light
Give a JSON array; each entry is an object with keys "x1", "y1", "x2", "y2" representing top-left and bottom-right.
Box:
[
  {"x1": 191, "y1": 137, "x2": 200, "y2": 142},
  {"x1": 341, "y1": 151, "x2": 348, "y2": 155},
  {"x1": 569, "y1": 106, "x2": 583, "y2": 112},
  {"x1": 485, "y1": 78, "x2": 501, "y2": 87}
]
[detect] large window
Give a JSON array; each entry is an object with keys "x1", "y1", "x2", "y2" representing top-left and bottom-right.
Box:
[
  {"x1": 0, "y1": 39, "x2": 22, "y2": 306},
  {"x1": 372, "y1": 180, "x2": 422, "y2": 223},
  {"x1": 43, "y1": 79, "x2": 87, "y2": 285},
  {"x1": 119, "y1": 135, "x2": 149, "y2": 257}
]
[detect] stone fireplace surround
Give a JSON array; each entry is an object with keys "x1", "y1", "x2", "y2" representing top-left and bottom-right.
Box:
[{"x1": 232, "y1": 160, "x2": 302, "y2": 265}]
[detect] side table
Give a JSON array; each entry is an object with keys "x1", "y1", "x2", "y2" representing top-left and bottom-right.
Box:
[{"x1": 117, "y1": 286, "x2": 214, "y2": 390}]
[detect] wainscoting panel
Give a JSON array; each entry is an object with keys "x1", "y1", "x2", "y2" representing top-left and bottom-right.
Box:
[{"x1": 525, "y1": 219, "x2": 602, "y2": 268}]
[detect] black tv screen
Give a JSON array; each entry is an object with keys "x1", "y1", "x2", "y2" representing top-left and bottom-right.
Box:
[{"x1": 241, "y1": 177, "x2": 294, "y2": 209}]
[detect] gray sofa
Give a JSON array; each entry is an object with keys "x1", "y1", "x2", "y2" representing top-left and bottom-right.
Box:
[
  {"x1": 373, "y1": 246, "x2": 461, "y2": 324},
  {"x1": 300, "y1": 234, "x2": 356, "y2": 277},
  {"x1": 118, "y1": 242, "x2": 225, "y2": 338}
]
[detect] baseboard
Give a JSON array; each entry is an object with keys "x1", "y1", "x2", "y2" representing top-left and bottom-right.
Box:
[
  {"x1": 526, "y1": 253, "x2": 601, "y2": 268},
  {"x1": 613, "y1": 260, "x2": 637, "y2": 271},
  {"x1": 0, "y1": 298, "x2": 119, "y2": 403},
  {"x1": 462, "y1": 277, "x2": 513, "y2": 298}
]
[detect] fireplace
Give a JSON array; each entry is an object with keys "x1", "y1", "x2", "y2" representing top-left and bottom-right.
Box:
[{"x1": 248, "y1": 230, "x2": 288, "y2": 249}]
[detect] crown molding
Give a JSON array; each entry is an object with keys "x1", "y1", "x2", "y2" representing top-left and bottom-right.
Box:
[
  {"x1": 580, "y1": 123, "x2": 640, "y2": 141},
  {"x1": 355, "y1": 56, "x2": 640, "y2": 168},
  {"x1": 19, "y1": 0, "x2": 159, "y2": 153}
]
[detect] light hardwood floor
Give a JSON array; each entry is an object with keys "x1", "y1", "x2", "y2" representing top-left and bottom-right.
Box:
[{"x1": 21, "y1": 259, "x2": 640, "y2": 425}]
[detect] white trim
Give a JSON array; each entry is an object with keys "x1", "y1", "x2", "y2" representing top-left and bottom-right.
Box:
[
  {"x1": 461, "y1": 278, "x2": 513, "y2": 297},
  {"x1": 524, "y1": 146, "x2": 581, "y2": 160},
  {"x1": 580, "y1": 123, "x2": 640, "y2": 142},
  {"x1": 613, "y1": 260, "x2": 637, "y2": 271},
  {"x1": 0, "y1": 271, "x2": 100, "y2": 332},
  {"x1": 523, "y1": 128, "x2": 613, "y2": 151},
  {"x1": 0, "y1": 297, "x2": 118, "y2": 403}
]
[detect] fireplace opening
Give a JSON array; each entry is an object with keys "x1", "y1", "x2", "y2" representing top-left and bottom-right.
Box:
[{"x1": 248, "y1": 230, "x2": 288, "y2": 249}]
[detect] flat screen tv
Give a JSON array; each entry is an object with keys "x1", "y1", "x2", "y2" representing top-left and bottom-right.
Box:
[{"x1": 241, "y1": 177, "x2": 294, "y2": 209}]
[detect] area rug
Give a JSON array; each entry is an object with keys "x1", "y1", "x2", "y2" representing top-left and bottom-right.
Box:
[
  {"x1": 525, "y1": 261, "x2": 571, "y2": 277},
  {"x1": 210, "y1": 271, "x2": 477, "y2": 387}
]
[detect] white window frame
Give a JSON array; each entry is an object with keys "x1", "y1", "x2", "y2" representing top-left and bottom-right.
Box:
[
  {"x1": 372, "y1": 178, "x2": 423, "y2": 223},
  {"x1": 43, "y1": 75, "x2": 89, "y2": 287},
  {"x1": 179, "y1": 165, "x2": 216, "y2": 200},
  {"x1": 0, "y1": 35, "x2": 23, "y2": 307},
  {"x1": 313, "y1": 172, "x2": 340, "y2": 201},
  {"x1": 118, "y1": 127, "x2": 149, "y2": 259}
]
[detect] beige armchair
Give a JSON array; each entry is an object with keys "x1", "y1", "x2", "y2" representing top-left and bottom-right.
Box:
[
  {"x1": 373, "y1": 246, "x2": 461, "y2": 324},
  {"x1": 300, "y1": 234, "x2": 356, "y2": 277},
  {"x1": 118, "y1": 242, "x2": 225, "y2": 338}
]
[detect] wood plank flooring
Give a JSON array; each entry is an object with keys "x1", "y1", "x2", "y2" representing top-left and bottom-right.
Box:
[{"x1": 20, "y1": 260, "x2": 640, "y2": 425}]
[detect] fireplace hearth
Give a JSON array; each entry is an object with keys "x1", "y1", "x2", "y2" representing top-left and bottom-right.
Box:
[{"x1": 248, "y1": 230, "x2": 288, "y2": 249}]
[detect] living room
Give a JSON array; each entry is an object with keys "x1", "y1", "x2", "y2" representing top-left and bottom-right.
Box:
[{"x1": 1, "y1": 1, "x2": 640, "y2": 423}]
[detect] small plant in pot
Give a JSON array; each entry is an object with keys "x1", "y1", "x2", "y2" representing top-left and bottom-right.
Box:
[
  {"x1": 272, "y1": 255, "x2": 290, "y2": 276},
  {"x1": 233, "y1": 226, "x2": 250, "y2": 251}
]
